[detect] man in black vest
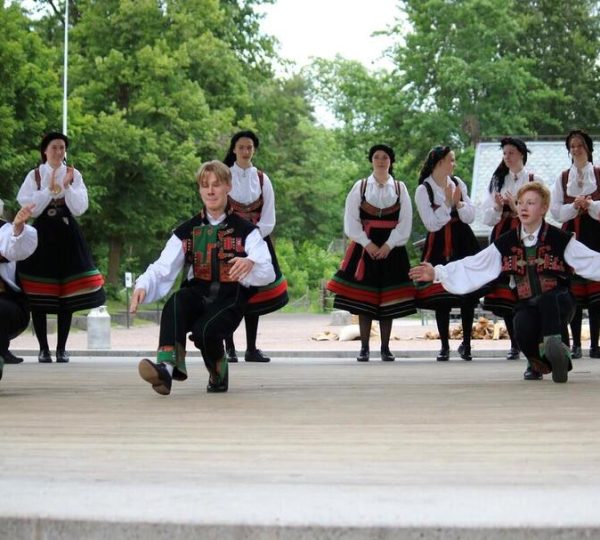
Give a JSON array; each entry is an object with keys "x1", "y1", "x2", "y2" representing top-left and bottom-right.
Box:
[
  {"x1": 130, "y1": 161, "x2": 274, "y2": 395},
  {"x1": 410, "y1": 182, "x2": 600, "y2": 383},
  {"x1": 0, "y1": 202, "x2": 37, "y2": 379}
]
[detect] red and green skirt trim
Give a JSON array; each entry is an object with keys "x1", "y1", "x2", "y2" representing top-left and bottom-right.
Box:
[
  {"x1": 570, "y1": 274, "x2": 600, "y2": 308},
  {"x1": 246, "y1": 275, "x2": 289, "y2": 316},
  {"x1": 415, "y1": 281, "x2": 481, "y2": 310},
  {"x1": 19, "y1": 270, "x2": 105, "y2": 313},
  {"x1": 483, "y1": 281, "x2": 517, "y2": 317},
  {"x1": 327, "y1": 276, "x2": 416, "y2": 319}
]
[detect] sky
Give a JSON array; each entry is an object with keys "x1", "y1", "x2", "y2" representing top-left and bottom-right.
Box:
[{"x1": 258, "y1": 0, "x2": 402, "y2": 71}]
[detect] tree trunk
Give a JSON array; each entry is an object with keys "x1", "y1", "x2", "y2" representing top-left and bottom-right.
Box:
[{"x1": 107, "y1": 237, "x2": 123, "y2": 286}]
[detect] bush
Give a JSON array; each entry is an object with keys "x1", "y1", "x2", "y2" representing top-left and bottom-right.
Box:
[{"x1": 276, "y1": 238, "x2": 341, "y2": 311}]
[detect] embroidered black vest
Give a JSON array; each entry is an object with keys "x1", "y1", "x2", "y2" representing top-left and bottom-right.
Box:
[
  {"x1": 494, "y1": 222, "x2": 572, "y2": 300},
  {"x1": 175, "y1": 211, "x2": 257, "y2": 290}
]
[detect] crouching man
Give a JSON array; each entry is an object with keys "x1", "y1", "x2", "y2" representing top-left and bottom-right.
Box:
[
  {"x1": 0, "y1": 202, "x2": 37, "y2": 380},
  {"x1": 410, "y1": 182, "x2": 600, "y2": 383},
  {"x1": 130, "y1": 161, "x2": 274, "y2": 395}
]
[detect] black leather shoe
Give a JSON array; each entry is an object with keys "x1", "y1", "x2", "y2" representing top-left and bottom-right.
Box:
[
  {"x1": 571, "y1": 345, "x2": 582, "y2": 359},
  {"x1": 356, "y1": 347, "x2": 369, "y2": 362},
  {"x1": 2, "y1": 351, "x2": 24, "y2": 364},
  {"x1": 380, "y1": 347, "x2": 395, "y2": 362},
  {"x1": 226, "y1": 348, "x2": 238, "y2": 363},
  {"x1": 506, "y1": 347, "x2": 520, "y2": 360},
  {"x1": 38, "y1": 349, "x2": 52, "y2": 363},
  {"x1": 245, "y1": 349, "x2": 271, "y2": 363},
  {"x1": 207, "y1": 358, "x2": 228, "y2": 393},
  {"x1": 138, "y1": 358, "x2": 172, "y2": 395},
  {"x1": 590, "y1": 346, "x2": 600, "y2": 358},
  {"x1": 547, "y1": 337, "x2": 569, "y2": 383},
  {"x1": 56, "y1": 350, "x2": 70, "y2": 363},
  {"x1": 458, "y1": 342, "x2": 472, "y2": 361},
  {"x1": 523, "y1": 367, "x2": 543, "y2": 380},
  {"x1": 436, "y1": 348, "x2": 450, "y2": 361}
]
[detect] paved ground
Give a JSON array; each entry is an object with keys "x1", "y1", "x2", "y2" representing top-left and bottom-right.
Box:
[{"x1": 3, "y1": 314, "x2": 600, "y2": 538}]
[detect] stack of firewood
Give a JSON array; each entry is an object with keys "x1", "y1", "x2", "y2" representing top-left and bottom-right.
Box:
[{"x1": 424, "y1": 317, "x2": 508, "y2": 340}]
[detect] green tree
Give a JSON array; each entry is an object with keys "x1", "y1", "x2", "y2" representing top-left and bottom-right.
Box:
[
  {"x1": 25, "y1": 0, "x2": 281, "y2": 287},
  {"x1": 390, "y1": 0, "x2": 564, "y2": 148},
  {"x1": 515, "y1": 0, "x2": 600, "y2": 132},
  {"x1": 0, "y1": 3, "x2": 62, "y2": 211}
]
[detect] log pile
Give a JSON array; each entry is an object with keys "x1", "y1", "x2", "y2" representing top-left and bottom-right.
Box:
[{"x1": 423, "y1": 317, "x2": 509, "y2": 340}]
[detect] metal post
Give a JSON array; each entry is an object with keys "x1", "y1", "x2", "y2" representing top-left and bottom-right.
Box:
[{"x1": 62, "y1": 0, "x2": 69, "y2": 135}]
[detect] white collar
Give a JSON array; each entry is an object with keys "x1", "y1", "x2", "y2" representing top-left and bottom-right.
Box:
[
  {"x1": 520, "y1": 223, "x2": 542, "y2": 244},
  {"x1": 427, "y1": 175, "x2": 452, "y2": 190},
  {"x1": 206, "y1": 212, "x2": 226, "y2": 225},
  {"x1": 232, "y1": 162, "x2": 254, "y2": 175},
  {"x1": 368, "y1": 174, "x2": 393, "y2": 186},
  {"x1": 567, "y1": 162, "x2": 596, "y2": 196},
  {"x1": 507, "y1": 168, "x2": 527, "y2": 181},
  {"x1": 40, "y1": 162, "x2": 66, "y2": 173}
]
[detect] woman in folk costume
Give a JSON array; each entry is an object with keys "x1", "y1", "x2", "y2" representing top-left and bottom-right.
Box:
[
  {"x1": 17, "y1": 132, "x2": 105, "y2": 364},
  {"x1": 222, "y1": 130, "x2": 288, "y2": 363},
  {"x1": 414, "y1": 146, "x2": 481, "y2": 362},
  {"x1": 550, "y1": 129, "x2": 600, "y2": 359},
  {"x1": 327, "y1": 144, "x2": 416, "y2": 362},
  {"x1": 481, "y1": 137, "x2": 542, "y2": 360},
  {"x1": 410, "y1": 181, "x2": 598, "y2": 384}
]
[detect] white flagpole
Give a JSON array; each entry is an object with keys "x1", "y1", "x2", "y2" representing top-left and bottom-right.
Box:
[{"x1": 62, "y1": 0, "x2": 69, "y2": 135}]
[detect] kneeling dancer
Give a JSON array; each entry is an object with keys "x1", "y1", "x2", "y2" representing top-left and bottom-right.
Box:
[
  {"x1": 409, "y1": 182, "x2": 600, "y2": 383},
  {"x1": 130, "y1": 161, "x2": 274, "y2": 395},
  {"x1": 0, "y1": 203, "x2": 37, "y2": 379}
]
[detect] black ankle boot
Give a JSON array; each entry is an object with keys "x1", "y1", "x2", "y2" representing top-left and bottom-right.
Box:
[
  {"x1": 458, "y1": 342, "x2": 472, "y2": 361},
  {"x1": 38, "y1": 349, "x2": 52, "y2": 363},
  {"x1": 436, "y1": 348, "x2": 450, "y2": 361},
  {"x1": 357, "y1": 346, "x2": 369, "y2": 362},
  {"x1": 380, "y1": 347, "x2": 395, "y2": 361}
]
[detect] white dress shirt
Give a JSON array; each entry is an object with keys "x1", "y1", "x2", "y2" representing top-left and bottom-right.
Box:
[
  {"x1": 135, "y1": 213, "x2": 275, "y2": 304},
  {"x1": 17, "y1": 162, "x2": 88, "y2": 218},
  {"x1": 343, "y1": 175, "x2": 412, "y2": 248},
  {"x1": 433, "y1": 223, "x2": 600, "y2": 295},
  {"x1": 550, "y1": 162, "x2": 600, "y2": 222},
  {"x1": 481, "y1": 168, "x2": 543, "y2": 227},
  {"x1": 0, "y1": 222, "x2": 38, "y2": 291},
  {"x1": 229, "y1": 163, "x2": 275, "y2": 238},
  {"x1": 415, "y1": 175, "x2": 475, "y2": 232}
]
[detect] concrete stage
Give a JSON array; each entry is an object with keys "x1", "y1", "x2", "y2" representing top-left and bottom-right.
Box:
[{"x1": 1, "y1": 355, "x2": 600, "y2": 539}]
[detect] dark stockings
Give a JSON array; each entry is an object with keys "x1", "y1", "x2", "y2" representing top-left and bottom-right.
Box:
[
  {"x1": 435, "y1": 309, "x2": 450, "y2": 351},
  {"x1": 570, "y1": 307, "x2": 583, "y2": 348},
  {"x1": 224, "y1": 313, "x2": 261, "y2": 352},
  {"x1": 32, "y1": 311, "x2": 73, "y2": 353},
  {"x1": 358, "y1": 315, "x2": 393, "y2": 352},
  {"x1": 590, "y1": 309, "x2": 600, "y2": 349},
  {"x1": 435, "y1": 304, "x2": 475, "y2": 351},
  {"x1": 504, "y1": 313, "x2": 518, "y2": 349},
  {"x1": 358, "y1": 315, "x2": 372, "y2": 350}
]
